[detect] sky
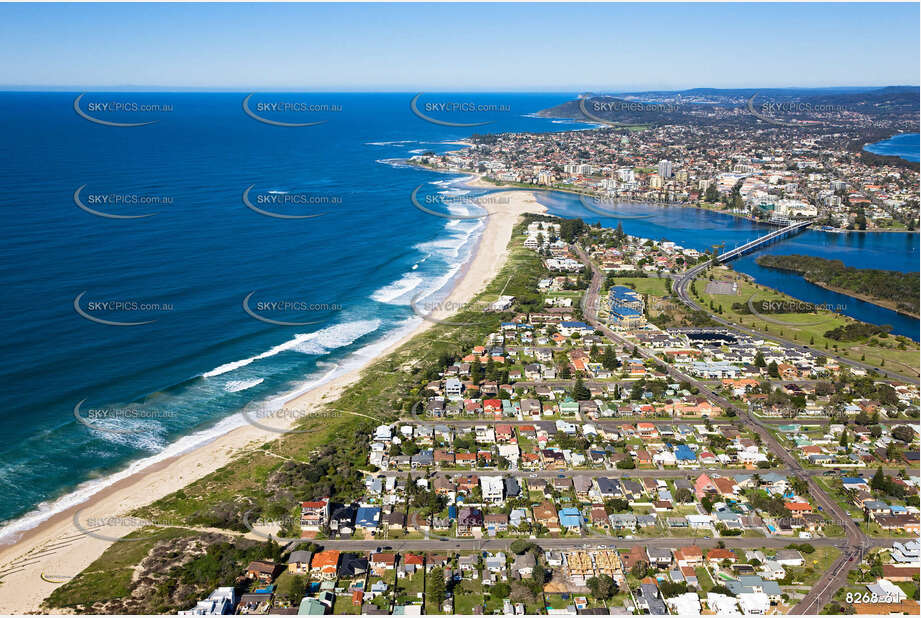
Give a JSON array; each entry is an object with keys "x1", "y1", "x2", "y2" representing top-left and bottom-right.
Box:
[{"x1": 0, "y1": 3, "x2": 918, "y2": 91}]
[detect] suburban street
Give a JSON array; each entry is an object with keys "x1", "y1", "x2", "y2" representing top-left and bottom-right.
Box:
[{"x1": 573, "y1": 244, "x2": 874, "y2": 614}]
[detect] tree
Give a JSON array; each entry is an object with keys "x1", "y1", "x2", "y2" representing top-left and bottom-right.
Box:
[
  {"x1": 658, "y1": 581, "x2": 688, "y2": 598},
  {"x1": 471, "y1": 359, "x2": 483, "y2": 385},
  {"x1": 573, "y1": 375, "x2": 591, "y2": 401},
  {"x1": 892, "y1": 425, "x2": 915, "y2": 443},
  {"x1": 427, "y1": 568, "x2": 446, "y2": 608},
  {"x1": 510, "y1": 540, "x2": 538, "y2": 555},
  {"x1": 604, "y1": 498, "x2": 631, "y2": 514},
  {"x1": 675, "y1": 488, "x2": 694, "y2": 503},
  {"x1": 768, "y1": 361, "x2": 780, "y2": 378},
  {"x1": 616, "y1": 454, "x2": 636, "y2": 470},
  {"x1": 602, "y1": 346, "x2": 620, "y2": 370},
  {"x1": 530, "y1": 563, "x2": 548, "y2": 587},
  {"x1": 586, "y1": 574, "x2": 617, "y2": 600},
  {"x1": 871, "y1": 466, "x2": 886, "y2": 492},
  {"x1": 510, "y1": 581, "x2": 537, "y2": 604},
  {"x1": 754, "y1": 352, "x2": 766, "y2": 368},
  {"x1": 630, "y1": 560, "x2": 648, "y2": 579}
]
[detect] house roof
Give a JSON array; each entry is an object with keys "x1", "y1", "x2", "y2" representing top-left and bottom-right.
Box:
[{"x1": 311, "y1": 551, "x2": 341, "y2": 569}]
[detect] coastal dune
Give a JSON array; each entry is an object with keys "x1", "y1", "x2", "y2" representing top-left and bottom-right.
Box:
[{"x1": 0, "y1": 188, "x2": 546, "y2": 613}]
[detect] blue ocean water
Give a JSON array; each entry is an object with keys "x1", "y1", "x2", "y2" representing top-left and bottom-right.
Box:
[
  {"x1": 0, "y1": 92, "x2": 916, "y2": 540},
  {"x1": 864, "y1": 133, "x2": 920, "y2": 162},
  {"x1": 0, "y1": 92, "x2": 591, "y2": 536}
]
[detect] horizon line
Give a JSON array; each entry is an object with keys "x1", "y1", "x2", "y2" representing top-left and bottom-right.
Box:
[{"x1": 1, "y1": 84, "x2": 919, "y2": 94}]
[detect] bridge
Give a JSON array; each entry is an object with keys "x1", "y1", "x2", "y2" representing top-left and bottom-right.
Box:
[{"x1": 716, "y1": 218, "x2": 814, "y2": 263}]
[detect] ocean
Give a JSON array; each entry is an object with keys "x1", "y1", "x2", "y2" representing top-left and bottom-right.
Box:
[
  {"x1": 0, "y1": 92, "x2": 591, "y2": 538},
  {"x1": 0, "y1": 92, "x2": 916, "y2": 540}
]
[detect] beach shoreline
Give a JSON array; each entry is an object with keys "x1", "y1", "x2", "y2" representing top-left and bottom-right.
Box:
[{"x1": 0, "y1": 190, "x2": 546, "y2": 614}]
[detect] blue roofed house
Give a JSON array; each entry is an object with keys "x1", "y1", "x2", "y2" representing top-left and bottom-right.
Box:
[
  {"x1": 609, "y1": 306, "x2": 645, "y2": 329},
  {"x1": 355, "y1": 506, "x2": 381, "y2": 530},
  {"x1": 558, "y1": 507, "x2": 582, "y2": 532},
  {"x1": 842, "y1": 476, "x2": 870, "y2": 492},
  {"x1": 559, "y1": 321, "x2": 594, "y2": 336},
  {"x1": 608, "y1": 287, "x2": 646, "y2": 329},
  {"x1": 674, "y1": 444, "x2": 697, "y2": 465},
  {"x1": 609, "y1": 285, "x2": 644, "y2": 311}
]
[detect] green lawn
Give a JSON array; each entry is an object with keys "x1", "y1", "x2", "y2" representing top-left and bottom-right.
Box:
[
  {"x1": 331, "y1": 593, "x2": 363, "y2": 615},
  {"x1": 394, "y1": 570, "x2": 425, "y2": 605},
  {"x1": 695, "y1": 273, "x2": 920, "y2": 373},
  {"x1": 607, "y1": 276, "x2": 672, "y2": 299},
  {"x1": 452, "y1": 578, "x2": 484, "y2": 614}
]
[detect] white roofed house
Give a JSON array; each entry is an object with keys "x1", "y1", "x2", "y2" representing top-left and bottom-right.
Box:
[
  {"x1": 445, "y1": 378, "x2": 463, "y2": 400},
  {"x1": 890, "y1": 540, "x2": 920, "y2": 567},
  {"x1": 374, "y1": 424, "x2": 393, "y2": 442},
  {"x1": 498, "y1": 443, "x2": 520, "y2": 463},
  {"x1": 480, "y1": 475, "x2": 505, "y2": 503},
  {"x1": 867, "y1": 579, "x2": 907, "y2": 602},
  {"x1": 178, "y1": 588, "x2": 238, "y2": 615}
]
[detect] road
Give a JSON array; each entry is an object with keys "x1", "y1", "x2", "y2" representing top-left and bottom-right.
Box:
[
  {"x1": 401, "y1": 416, "x2": 915, "y2": 428},
  {"x1": 318, "y1": 535, "x2": 891, "y2": 553},
  {"x1": 397, "y1": 466, "x2": 902, "y2": 480},
  {"x1": 574, "y1": 244, "x2": 871, "y2": 614},
  {"x1": 317, "y1": 535, "x2": 864, "y2": 552}
]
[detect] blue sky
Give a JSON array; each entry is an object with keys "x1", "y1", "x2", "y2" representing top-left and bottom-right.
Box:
[{"x1": 0, "y1": 3, "x2": 917, "y2": 90}]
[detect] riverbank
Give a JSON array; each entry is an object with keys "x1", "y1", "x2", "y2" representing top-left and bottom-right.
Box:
[
  {"x1": 0, "y1": 190, "x2": 546, "y2": 614},
  {"x1": 421, "y1": 158, "x2": 919, "y2": 235},
  {"x1": 806, "y1": 279, "x2": 919, "y2": 319},
  {"x1": 754, "y1": 254, "x2": 920, "y2": 319}
]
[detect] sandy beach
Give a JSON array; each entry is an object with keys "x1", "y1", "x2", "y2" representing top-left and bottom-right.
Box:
[{"x1": 0, "y1": 189, "x2": 546, "y2": 614}]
